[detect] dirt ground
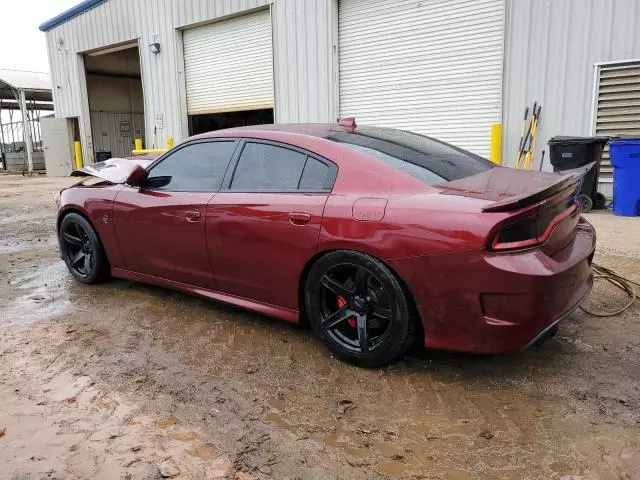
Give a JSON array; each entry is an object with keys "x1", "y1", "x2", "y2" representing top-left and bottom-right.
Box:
[{"x1": 1, "y1": 173, "x2": 639, "y2": 480}]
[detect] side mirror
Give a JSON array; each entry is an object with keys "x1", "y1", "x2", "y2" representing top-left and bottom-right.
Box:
[
  {"x1": 144, "y1": 176, "x2": 172, "y2": 189},
  {"x1": 125, "y1": 165, "x2": 148, "y2": 187}
]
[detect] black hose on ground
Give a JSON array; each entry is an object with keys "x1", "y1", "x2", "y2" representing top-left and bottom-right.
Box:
[{"x1": 580, "y1": 263, "x2": 639, "y2": 317}]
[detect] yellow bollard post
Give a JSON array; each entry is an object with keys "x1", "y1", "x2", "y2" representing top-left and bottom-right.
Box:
[
  {"x1": 166, "y1": 137, "x2": 174, "y2": 149},
  {"x1": 134, "y1": 138, "x2": 143, "y2": 151},
  {"x1": 73, "y1": 141, "x2": 83, "y2": 169},
  {"x1": 490, "y1": 123, "x2": 502, "y2": 165}
]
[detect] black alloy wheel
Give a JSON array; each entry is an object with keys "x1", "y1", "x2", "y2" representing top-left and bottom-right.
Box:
[
  {"x1": 306, "y1": 250, "x2": 416, "y2": 367},
  {"x1": 59, "y1": 213, "x2": 109, "y2": 284}
]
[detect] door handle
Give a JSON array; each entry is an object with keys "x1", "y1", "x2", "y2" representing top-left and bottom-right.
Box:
[
  {"x1": 288, "y1": 212, "x2": 311, "y2": 225},
  {"x1": 185, "y1": 210, "x2": 201, "y2": 222}
]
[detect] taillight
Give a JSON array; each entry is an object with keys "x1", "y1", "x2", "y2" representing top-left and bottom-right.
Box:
[{"x1": 489, "y1": 203, "x2": 577, "y2": 251}]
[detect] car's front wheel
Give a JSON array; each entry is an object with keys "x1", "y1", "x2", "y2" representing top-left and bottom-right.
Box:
[
  {"x1": 59, "y1": 212, "x2": 109, "y2": 284},
  {"x1": 305, "y1": 250, "x2": 416, "y2": 367}
]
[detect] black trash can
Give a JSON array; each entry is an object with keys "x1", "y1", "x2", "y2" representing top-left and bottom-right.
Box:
[
  {"x1": 548, "y1": 136, "x2": 609, "y2": 211},
  {"x1": 94, "y1": 151, "x2": 112, "y2": 163}
]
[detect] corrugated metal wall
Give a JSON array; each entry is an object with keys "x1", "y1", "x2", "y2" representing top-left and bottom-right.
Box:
[
  {"x1": 502, "y1": 0, "x2": 640, "y2": 170},
  {"x1": 272, "y1": 0, "x2": 336, "y2": 123},
  {"x1": 45, "y1": 0, "x2": 336, "y2": 164}
]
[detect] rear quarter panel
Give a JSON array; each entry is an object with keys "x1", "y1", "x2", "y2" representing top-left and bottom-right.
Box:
[
  {"x1": 317, "y1": 192, "x2": 502, "y2": 261},
  {"x1": 59, "y1": 184, "x2": 125, "y2": 268}
]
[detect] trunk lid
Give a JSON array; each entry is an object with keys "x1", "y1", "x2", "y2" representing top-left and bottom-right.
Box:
[{"x1": 437, "y1": 163, "x2": 592, "y2": 212}]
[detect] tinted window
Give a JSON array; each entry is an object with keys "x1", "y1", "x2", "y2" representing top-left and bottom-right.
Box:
[
  {"x1": 231, "y1": 142, "x2": 307, "y2": 190},
  {"x1": 147, "y1": 141, "x2": 235, "y2": 191},
  {"x1": 299, "y1": 157, "x2": 330, "y2": 190},
  {"x1": 326, "y1": 127, "x2": 493, "y2": 184}
]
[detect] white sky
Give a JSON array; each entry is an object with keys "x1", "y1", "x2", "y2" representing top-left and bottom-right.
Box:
[{"x1": 0, "y1": 0, "x2": 78, "y2": 73}]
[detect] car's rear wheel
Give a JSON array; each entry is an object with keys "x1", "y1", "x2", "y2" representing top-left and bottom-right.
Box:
[
  {"x1": 59, "y1": 213, "x2": 109, "y2": 284},
  {"x1": 305, "y1": 250, "x2": 416, "y2": 367}
]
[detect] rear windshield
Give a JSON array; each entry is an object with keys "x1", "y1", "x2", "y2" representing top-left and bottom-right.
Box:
[{"x1": 326, "y1": 127, "x2": 494, "y2": 184}]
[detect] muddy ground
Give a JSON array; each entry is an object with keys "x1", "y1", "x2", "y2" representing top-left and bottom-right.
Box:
[{"x1": 1, "y1": 173, "x2": 639, "y2": 480}]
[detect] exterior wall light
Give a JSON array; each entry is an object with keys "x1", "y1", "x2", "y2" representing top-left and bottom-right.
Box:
[{"x1": 149, "y1": 42, "x2": 161, "y2": 54}]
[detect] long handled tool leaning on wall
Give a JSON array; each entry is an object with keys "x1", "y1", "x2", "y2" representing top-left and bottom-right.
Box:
[
  {"x1": 516, "y1": 106, "x2": 529, "y2": 167},
  {"x1": 516, "y1": 102, "x2": 542, "y2": 169}
]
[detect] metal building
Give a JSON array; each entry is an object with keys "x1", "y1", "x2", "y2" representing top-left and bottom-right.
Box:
[
  {"x1": 41, "y1": 0, "x2": 640, "y2": 196},
  {"x1": 0, "y1": 70, "x2": 53, "y2": 172}
]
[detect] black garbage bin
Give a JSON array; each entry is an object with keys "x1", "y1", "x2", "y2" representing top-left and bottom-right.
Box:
[{"x1": 548, "y1": 136, "x2": 608, "y2": 211}]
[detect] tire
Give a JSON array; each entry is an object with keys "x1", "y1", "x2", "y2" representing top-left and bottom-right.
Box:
[
  {"x1": 305, "y1": 250, "x2": 416, "y2": 367},
  {"x1": 58, "y1": 212, "x2": 110, "y2": 284},
  {"x1": 578, "y1": 194, "x2": 593, "y2": 213}
]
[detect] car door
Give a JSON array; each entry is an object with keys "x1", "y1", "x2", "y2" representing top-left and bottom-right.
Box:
[
  {"x1": 206, "y1": 140, "x2": 337, "y2": 311},
  {"x1": 113, "y1": 140, "x2": 238, "y2": 288}
]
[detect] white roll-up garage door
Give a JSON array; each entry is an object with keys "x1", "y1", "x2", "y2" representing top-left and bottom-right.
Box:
[
  {"x1": 183, "y1": 10, "x2": 274, "y2": 115},
  {"x1": 338, "y1": 0, "x2": 504, "y2": 157}
]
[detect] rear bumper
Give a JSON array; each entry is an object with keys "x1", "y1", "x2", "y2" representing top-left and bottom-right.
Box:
[
  {"x1": 522, "y1": 292, "x2": 586, "y2": 350},
  {"x1": 389, "y1": 217, "x2": 596, "y2": 354}
]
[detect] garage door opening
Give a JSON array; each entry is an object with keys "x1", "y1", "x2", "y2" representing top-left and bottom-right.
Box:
[
  {"x1": 84, "y1": 43, "x2": 145, "y2": 160},
  {"x1": 188, "y1": 108, "x2": 273, "y2": 136},
  {"x1": 183, "y1": 10, "x2": 274, "y2": 135}
]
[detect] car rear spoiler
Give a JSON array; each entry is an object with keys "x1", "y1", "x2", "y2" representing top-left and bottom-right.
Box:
[{"x1": 439, "y1": 163, "x2": 593, "y2": 213}]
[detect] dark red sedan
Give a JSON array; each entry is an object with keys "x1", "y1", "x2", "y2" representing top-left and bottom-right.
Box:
[{"x1": 57, "y1": 121, "x2": 595, "y2": 367}]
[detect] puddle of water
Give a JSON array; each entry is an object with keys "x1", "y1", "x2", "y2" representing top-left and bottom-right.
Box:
[
  {"x1": 157, "y1": 415, "x2": 179, "y2": 428},
  {"x1": 169, "y1": 431, "x2": 201, "y2": 441},
  {"x1": 188, "y1": 443, "x2": 215, "y2": 459},
  {"x1": 2, "y1": 261, "x2": 73, "y2": 326},
  {"x1": 264, "y1": 412, "x2": 301, "y2": 436},
  {"x1": 0, "y1": 211, "x2": 48, "y2": 226},
  {"x1": 444, "y1": 470, "x2": 473, "y2": 480},
  {"x1": 0, "y1": 236, "x2": 58, "y2": 255},
  {"x1": 375, "y1": 460, "x2": 407, "y2": 476}
]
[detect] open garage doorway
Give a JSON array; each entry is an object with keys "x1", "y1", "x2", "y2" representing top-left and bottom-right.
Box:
[
  {"x1": 84, "y1": 43, "x2": 145, "y2": 161},
  {"x1": 183, "y1": 9, "x2": 274, "y2": 136},
  {"x1": 188, "y1": 108, "x2": 273, "y2": 136}
]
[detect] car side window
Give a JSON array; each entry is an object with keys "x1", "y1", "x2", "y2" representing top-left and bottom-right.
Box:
[
  {"x1": 146, "y1": 141, "x2": 236, "y2": 192},
  {"x1": 229, "y1": 142, "x2": 335, "y2": 192},
  {"x1": 230, "y1": 142, "x2": 307, "y2": 191},
  {"x1": 299, "y1": 157, "x2": 330, "y2": 190}
]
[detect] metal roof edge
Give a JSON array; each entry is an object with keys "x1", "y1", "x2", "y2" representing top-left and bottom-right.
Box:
[{"x1": 39, "y1": 0, "x2": 106, "y2": 32}]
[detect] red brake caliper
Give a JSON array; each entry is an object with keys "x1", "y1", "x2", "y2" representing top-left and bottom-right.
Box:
[{"x1": 337, "y1": 296, "x2": 357, "y2": 328}]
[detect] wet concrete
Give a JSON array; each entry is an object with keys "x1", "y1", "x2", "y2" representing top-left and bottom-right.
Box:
[{"x1": 1, "y1": 173, "x2": 639, "y2": 479}]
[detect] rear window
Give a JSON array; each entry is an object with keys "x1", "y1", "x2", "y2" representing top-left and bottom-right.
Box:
[{"x1": 326, "y1": 127, "x2": 494, "y2": 184}]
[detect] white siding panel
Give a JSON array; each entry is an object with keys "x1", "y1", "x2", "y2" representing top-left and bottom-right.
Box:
[
  {"x1": 502, "y1": 0, "x2": 640, "y2": 178},
  {"x1": 183, "y1": 10, "x2": 273, "y2": 114},
  {"x1": 338, "y1": 0, "x2": 505, "y2": 158},
  {"x1": 272, "y1": 0, "x2": 336, "y2": 123}
]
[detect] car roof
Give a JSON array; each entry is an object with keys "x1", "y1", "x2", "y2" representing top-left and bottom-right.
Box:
[{"x1": 190, "y1": 123, "x2": 361, "y2": 141}]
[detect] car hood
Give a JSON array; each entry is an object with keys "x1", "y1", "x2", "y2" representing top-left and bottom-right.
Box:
[
  {"x1": 437, "y1": 163, "x2": 593, "y2": 212},
  {"x1": 71, "y1": 157, "x2": 155, "y2": 183}
]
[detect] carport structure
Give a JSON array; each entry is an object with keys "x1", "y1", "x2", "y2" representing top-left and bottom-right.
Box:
[{"x1": 0, "y1": 70, "x2": 53, "y2": 173}]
